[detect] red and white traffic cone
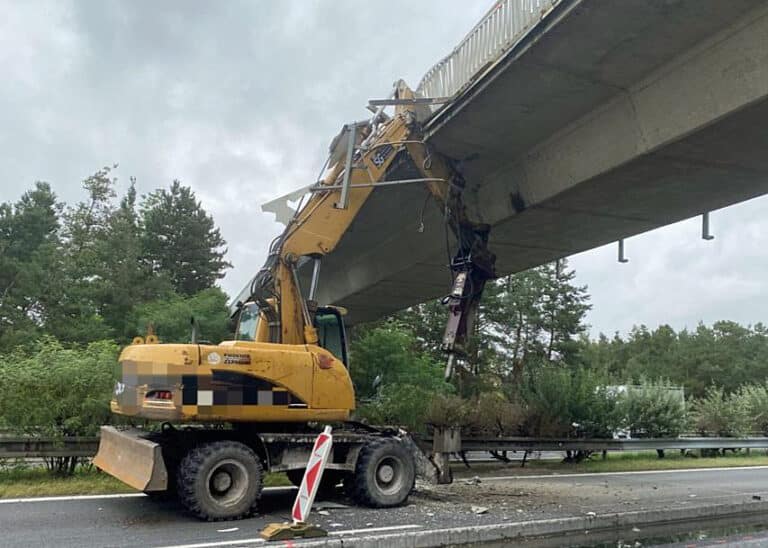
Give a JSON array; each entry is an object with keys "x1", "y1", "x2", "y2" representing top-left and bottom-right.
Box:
[{"x1": 261, "y1": 426, "x2": 334, "y2": 541}]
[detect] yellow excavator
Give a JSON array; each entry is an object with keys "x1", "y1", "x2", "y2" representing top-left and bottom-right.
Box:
[{"x1": 93, "y1": 81, "x2": 496, "y2": 521}]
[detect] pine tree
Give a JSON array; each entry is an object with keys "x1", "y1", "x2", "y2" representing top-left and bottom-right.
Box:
[
  {"x1": 539, "y1": 259, "x2": 591, "y2": 363},
  {"x1": 96, "y1": 180, "x2": 171, "y2": 340},
  {"x1": 0, "y1": 182, "x2": 61, "y2": 350},
  {"x1": 140, "y1": 181, "x2": 231, "y2": 295}
]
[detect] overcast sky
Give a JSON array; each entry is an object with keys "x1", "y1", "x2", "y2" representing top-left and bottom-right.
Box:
[{"x1": 2, "y1": 0, "x2": 767, "y2": 338}]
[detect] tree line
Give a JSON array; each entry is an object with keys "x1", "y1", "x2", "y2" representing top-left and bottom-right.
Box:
[
  {"x1": 0, "y1": 167, "x2": 231, "y2": 351},
  {"x1": 3, "y1": 171, "x2": 768, "y2": 447},
  {"x1": 352, "y1": 260, "x2": 768, "y2": 437}
]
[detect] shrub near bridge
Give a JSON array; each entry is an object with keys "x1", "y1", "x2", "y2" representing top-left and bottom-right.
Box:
[
  {"x1": 692, "y1": 386, "x2": 751, "y2": 437},
  {"x1": 0, "y1": 338, "x2": 118, "y2": 473},
  {"x1": 736, "y1": 382, "x2": 768, "y2": 435},
  {"x1": 518, "y1": 366, "x2": 620, "y2": 438},
  {"x1": 618, "y1": 379, "x2": 687, "y2": 438}
]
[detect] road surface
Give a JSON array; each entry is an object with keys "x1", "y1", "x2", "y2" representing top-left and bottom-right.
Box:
[{"x1": 2, "y1": 466, "x2": 768, "y2": 547}]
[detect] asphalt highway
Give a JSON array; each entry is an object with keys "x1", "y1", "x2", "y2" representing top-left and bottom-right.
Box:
[{"x1": 2, "y1": 466, "x2": 768, "y2": 547}]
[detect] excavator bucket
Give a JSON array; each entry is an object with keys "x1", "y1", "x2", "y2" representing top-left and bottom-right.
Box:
[{"x1": 93, "y1": 426, "x2": 168, "y2": 492}]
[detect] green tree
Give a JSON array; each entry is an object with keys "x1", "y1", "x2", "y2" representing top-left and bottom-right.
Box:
[
  {"x1": 131, "y1": 288, "x2": 232, "y2": 343},
  {"x1": 95, "y1": 180, "x2": 171, "y2": 340},
  {"x1": 48, "y1": 167, "x2": 120, "y2": 343},
  {"x1": 140, "y1": 181, "x2": 231, "y2": 295},
  {"x1": 0, "y1": 182, "x2": 61, "y2": 350},
  {"x1": 350, "y1": 324, "x2": 453, "y2": 431},
  {"x1": 539, "y1": 259, "x2": 591, "y2": 362}
]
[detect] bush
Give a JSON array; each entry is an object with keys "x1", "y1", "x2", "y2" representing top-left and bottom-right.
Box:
[
  {"x1": 465, "y1": 392, "x2": 525, "y2": 437},
  {"x1": 425, "y1": 394, "x2": 471, "y2": 429},
  {"x1": 618, "y1": 379, "x2": 687, "y2": 438},
  {"x1": 356, "y1": 384, "x2": 444, "y2": 433},
  {"x1": 737, "y1": 383, "x2": 768, "y2": 435},
  {"x1": 692, "y1": 386, "x2": 751, "y2": 437},
  {"x1": 519, "y1": 366, "x2": 619, "y2": 438},
  {"x1": 350, "y1": 324, "x2": 455, "y2": 433},
  {"x1": 0, "y1": 338, "x2": 119, "y2": 474},
  {"x1": 0, "y1": 338, "x2": 118, "y2": 438},
  {"x1": 349, "y1": 325, "x2": 452, "y2": 400}
]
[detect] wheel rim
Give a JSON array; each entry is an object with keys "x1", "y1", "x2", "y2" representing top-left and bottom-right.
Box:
[
  {"x1": 205, "y1": 459, "x2": 249, "y2": 507},
  {"x1": 373, "y1": 455, "x2": 405, "y2": 496}
]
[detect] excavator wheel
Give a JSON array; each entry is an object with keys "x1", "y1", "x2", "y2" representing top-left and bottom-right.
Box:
[
  {"x1": 286, "y1": 469, "x2": 345, "y2": 498},
  {"x1": 347, "y1": 438, "x2": 415, "y2": 508},
  {"x1": 177, "y1": 441, "x2": 263, "y2": 521}
]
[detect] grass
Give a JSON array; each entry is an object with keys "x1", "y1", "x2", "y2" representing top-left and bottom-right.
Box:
[
  {"x1": 454, "y1": 449, "x2": 768, "y2": 477},
  {"x1": 0, "y1": 466, "x2": 135, "y2": 498},
  {"x1": 569, "y1": 450, "x2": 768, "y2": 473},
  {"x1": 0, "y1": 464, "x2": 292, "y2": 499}
]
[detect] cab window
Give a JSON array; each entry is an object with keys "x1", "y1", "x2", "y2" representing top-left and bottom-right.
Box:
[
  {"x1": 314, "y1": 309, "x2": 348, "y2": 366},
  {"x1": 235, "y1": 303, "x2": 260, "y2": 341}
]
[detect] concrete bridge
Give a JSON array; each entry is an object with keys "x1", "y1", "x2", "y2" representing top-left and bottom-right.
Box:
[{"x1": 271, "y1": 0, "x2": 768, "y2": 324}]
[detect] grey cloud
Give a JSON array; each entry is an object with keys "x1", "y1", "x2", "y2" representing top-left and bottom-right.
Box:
[{"x1": 2, "y1": 0, "x2": 767, "y2": 336}]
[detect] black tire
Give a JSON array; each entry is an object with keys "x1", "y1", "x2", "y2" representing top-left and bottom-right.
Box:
[
  {"x1": 177, "y1": 441, "x2": 263, "y2": 521},
  {"x1": 348, "y1": 438, "x2": 415, "y2": 508},
  {"x1": 286, "y1": 469, "x2": 344, "y2": 498}
]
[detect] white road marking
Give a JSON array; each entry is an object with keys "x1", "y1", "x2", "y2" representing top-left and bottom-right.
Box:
[
  {"x1": 329, "y1": 524, "x2": 422, "y2": 536},
  {"x1": 157, "y1": 537, "x2": 266, "y2": 548},
  {"x1": 481, "y1": 465, "x2": 768, "y2": 482},
  {"x1": 0, "y1": 486, "x2": 294, "y2": 505},
  {"x1": 2, "y1": 466, "x2": 765, "y2": 505},
  {"x1": 0, "y1": 493, "x2": 146, "y2": 504},
  {"x1": 157, "y1": 524, "x2": 421, "y2": 548}
]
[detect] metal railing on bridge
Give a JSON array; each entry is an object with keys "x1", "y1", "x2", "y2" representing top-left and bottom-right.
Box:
[{"x1": 416, "y1": 0, "x2": 561, "y2": 110}]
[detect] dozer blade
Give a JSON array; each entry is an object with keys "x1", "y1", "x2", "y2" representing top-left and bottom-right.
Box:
[{"x1": 93, "y1": 426, "x2": 168, "y2": 492}]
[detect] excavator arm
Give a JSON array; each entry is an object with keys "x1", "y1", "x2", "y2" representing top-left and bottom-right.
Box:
[{"x1": 242, "y1": 81, "x2": 496, "y2": 374}]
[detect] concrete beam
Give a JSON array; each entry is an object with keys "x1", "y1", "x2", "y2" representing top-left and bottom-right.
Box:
[{"x1": 317, "y1": 0, "x2": 768, "y2": 324}]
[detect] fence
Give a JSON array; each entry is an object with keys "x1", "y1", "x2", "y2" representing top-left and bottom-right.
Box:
[{"x1": 416, "y1": 0, "x2": 561, "y2": 109}]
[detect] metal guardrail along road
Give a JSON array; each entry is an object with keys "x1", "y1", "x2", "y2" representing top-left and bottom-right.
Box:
[
  {"x1": 450, "y1": 437, "x2": 768, "y2": 453},
  {"x1": 0, "y1": 437, "x2": 99, "y2": 459},
  {"x1": 3, "y1": 435, "x2": 768, "y2": 460}
]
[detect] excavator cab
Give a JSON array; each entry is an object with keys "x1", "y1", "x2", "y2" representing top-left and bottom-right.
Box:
[
  {"x1": 313, "y1": 306, "x2": 348, "y2": 367},
  {"x1": 234, "y1": 302, "x2": 348, "y2": 367}
]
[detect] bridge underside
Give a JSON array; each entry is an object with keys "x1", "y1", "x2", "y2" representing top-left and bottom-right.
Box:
[{"x1": 314, "y1": 0, "x2": 768, "y2": 324}]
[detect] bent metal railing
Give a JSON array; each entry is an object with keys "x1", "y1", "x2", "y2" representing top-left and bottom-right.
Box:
[{"x1": 416, "y1": 0, "x2": 561, "y2": 110}]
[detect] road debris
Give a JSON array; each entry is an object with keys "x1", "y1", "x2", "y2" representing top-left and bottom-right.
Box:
[
  {"x1": 471, "y1": 505, "x2": 489, "y2": 514},
  {"x1": 217, "y1": 527, "x2": 239, "y2": 533},
  {"x1": 314, "y1": 501, "x2": 349, "y2": 510}
]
